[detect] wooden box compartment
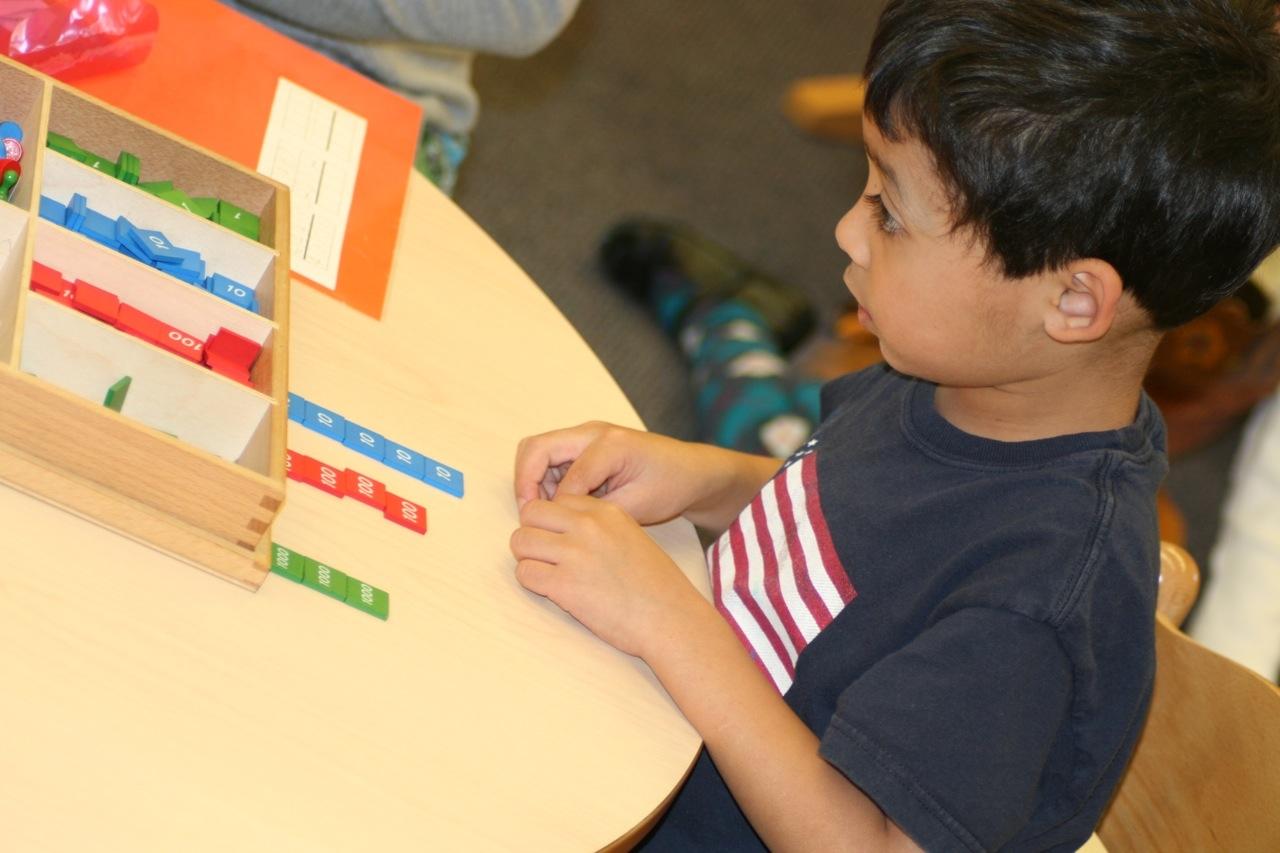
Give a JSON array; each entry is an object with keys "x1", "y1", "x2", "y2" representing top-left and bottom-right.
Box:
[{"x1": 0, "y1": 54, "x2": 290, "y2": 589}]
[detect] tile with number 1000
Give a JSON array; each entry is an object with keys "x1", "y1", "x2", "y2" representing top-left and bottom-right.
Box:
[{"x1": 271, "y1": 543, "x2": 390, "y2": 620}]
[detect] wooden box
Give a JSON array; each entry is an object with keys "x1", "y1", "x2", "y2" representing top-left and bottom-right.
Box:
[{"x1": 0, "y1": 54, "x2": 289, "y2": 589}]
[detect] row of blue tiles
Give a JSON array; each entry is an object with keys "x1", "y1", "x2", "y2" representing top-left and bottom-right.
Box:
[
  {"x1": 40, "y1": 193, "x2": 259, "y2": 313},
  {"x1": 288, "y1": 392, "x2": 464, "y2": 499}
]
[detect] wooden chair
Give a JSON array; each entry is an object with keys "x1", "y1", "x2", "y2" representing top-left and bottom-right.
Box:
[
  {"x1": 782, "y1": 74, "x2": 866, "y2": 144},
  {"x1": 1096, "y1": 542, "x2": 1280, "y2": 853}
]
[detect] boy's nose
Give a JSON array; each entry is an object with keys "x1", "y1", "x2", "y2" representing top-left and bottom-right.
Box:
[{"x1": 835, "y1": 203, "x2": 871, "y2": 271}]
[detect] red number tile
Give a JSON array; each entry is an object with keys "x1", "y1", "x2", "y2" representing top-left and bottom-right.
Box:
[
  {"x1": 116, "y1": 304, "x2": 166, "y2": 342},
  {"x1": 151, "y1": 323, "x2": 205, "y2": 363},
  {"x1": 342, "y1": 468, "x2": 387, "y2": 510},
  {"x1": 204, "y1": 327, "x2": 262, "y2": 371},
  {"x1": 286, "y1": 449, "x2": 318, "y2": 483},
  {"x1": 70, "y1": 280, "x2": 120, "y2": 325},
  {"x1": 308, "y1": 460, "x2": 345, "y2": 498},
  {"x1": 29, "y1": 261, "x2": 65, "y2": 296},
  {"x1": 383, "y1": 492, "x2": 427, "y2": 534}
]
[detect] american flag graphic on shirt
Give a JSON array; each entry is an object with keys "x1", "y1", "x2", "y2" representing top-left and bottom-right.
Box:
[{"x1": 708, "y1": 438, "x2": 857, "y2": 694}]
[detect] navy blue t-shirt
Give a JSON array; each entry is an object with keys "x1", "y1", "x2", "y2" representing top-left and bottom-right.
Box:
[{"x1": 643, "y1": 365, "x2": 1167, "y2": 852}]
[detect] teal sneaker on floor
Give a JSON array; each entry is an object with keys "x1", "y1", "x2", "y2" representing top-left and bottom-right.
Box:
[
  {"x1": 415, "y1": 126, "x2": 469, "y2": 196},
  {"x1": 598, "y1": 218, "x2": 816, "y2": 353}
]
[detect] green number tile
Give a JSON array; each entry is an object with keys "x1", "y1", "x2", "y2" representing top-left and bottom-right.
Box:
[
  {"x1": 155, "y1": 188, "x2": 194, "y2": 211},
  {"x1": 270, "y1": 543, "x2": 306, "y2": 583},
  {"x1": 343, "y1": 578, "x2": 389, "y2": 621},
  {"x1": 115, "y1": 151, "x2": 140, "y2": 185},
  {"x1": 82, "y1": 152, "x2": 116, "y2": 176},
  {"x1": 46, "y1": 132, "x2": 87, "y2": 162},
  {"x1": 138, "y1": 180, "x2": 174, "y2": 195},
  {"x1": 215, "y1": 199, "x2": 260, "y2": 240},
  {"x1": 102, "y1": 375, "x2": 131, "y2": 412},
  {"x1": 185, "y1": 196, "x2": 220, "y2": 220},
  {"x1": 303, "y1": 557, "x2": 348, "y2": 601}
]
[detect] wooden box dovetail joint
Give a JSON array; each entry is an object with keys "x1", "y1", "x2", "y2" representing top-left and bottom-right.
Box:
[{"x1": 0, "y1": 54, "x2": 289, "y2": 589}]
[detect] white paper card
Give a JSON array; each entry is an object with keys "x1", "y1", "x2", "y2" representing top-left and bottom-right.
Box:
[{"x1": 256, "y1": 77, "x2": 367, "y2": 290}]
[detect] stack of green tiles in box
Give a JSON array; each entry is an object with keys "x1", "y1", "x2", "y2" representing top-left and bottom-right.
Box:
[
  {"x1": 271, "y1": 543, "x2": 389, "y2": 620},
  {"x1": 115, "y1": 151, "x2": 140, "y2": 185},
  {"x1": 46, "y1": 131, "x2": 261, "y2": 241}
]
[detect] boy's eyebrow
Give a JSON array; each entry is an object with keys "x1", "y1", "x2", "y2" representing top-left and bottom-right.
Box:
[
  {"x1": 865, "y1": 148, "x2": 901, "y2": 194},
  {"x1": 866, "y1": 146, "x2": 914, "y2": 222}
]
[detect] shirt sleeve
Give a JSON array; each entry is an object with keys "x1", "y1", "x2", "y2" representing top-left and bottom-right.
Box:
[{"x1": 819, "y1": 607, "x2": 1073, "y2": 853}]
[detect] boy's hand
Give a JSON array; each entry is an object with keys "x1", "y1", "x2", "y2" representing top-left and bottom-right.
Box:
[
  {"x1": 513, "y1": 421, "x2": 712, "y2": 525},
  {"x1": 510, "y1": 493, "x2": 704, "y2": 658},
  {"x1": 514, "y1": 421, "x2": 782, "y2": 533}
]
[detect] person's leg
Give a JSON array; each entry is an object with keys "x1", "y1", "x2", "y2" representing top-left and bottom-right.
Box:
[
  {"x1": 601, "y1": 220, "x2": 822, "y2": 457},
  {"x1": 683, "y1": 299, "x2": 824, "y2": 456},
  {"x1": 217, "y1": 1, "x2": 585, "y2": 196}
]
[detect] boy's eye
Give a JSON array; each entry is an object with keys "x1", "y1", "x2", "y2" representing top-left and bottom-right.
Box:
[{"x1": 863, "y1": 192, "x2": 902, "y2": 235}]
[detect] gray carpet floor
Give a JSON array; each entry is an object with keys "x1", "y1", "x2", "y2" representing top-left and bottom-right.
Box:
[{"x1": 455, "y1": 0, "x2": 1243, "y2": 580}]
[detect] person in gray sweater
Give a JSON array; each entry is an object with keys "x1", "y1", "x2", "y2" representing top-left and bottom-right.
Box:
[{"x1": 219, "y1": 0, "x2": 581, "y2": 193}]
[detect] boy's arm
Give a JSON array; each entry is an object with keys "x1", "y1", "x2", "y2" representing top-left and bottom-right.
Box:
[
  {"x1": 510, "y1": 495, "x2": 922, "y2": 852},
  {"x1": 679, "y1": 445, "x2": 781, "y2": 533},
  {"x1": 648, "y1": 586, "x2": 924, "y2": 853}
]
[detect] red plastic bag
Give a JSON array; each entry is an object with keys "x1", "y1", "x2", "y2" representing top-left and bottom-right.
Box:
[{"x1": 1, "y1": 0, "x2": 159, "y2": 81}]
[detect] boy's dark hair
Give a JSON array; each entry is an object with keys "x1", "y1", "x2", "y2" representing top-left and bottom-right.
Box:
[{"x1": 864, "y1": 0, "x2": 1280, "y2": 328}]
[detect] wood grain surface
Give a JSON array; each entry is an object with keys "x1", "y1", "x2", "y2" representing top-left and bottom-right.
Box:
[{"x1": 0, "y1": 172, "x2": 706, "y2": 852}]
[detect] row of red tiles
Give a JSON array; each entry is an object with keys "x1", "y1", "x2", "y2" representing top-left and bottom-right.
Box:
[
  {"x1": 28, "y1": 260, "x2": 261, "y2": 385},
  {"x1": 286, "y1": 449, "x2": 427, "y2": 535}
]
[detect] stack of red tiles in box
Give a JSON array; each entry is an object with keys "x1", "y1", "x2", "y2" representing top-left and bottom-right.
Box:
[{"x1": 28, "y1": 261, "x2": 262, "y2": 384}]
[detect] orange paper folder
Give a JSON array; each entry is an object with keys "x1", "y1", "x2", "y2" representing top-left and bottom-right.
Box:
[{"x1": 74, "y1": 0, "x2": 422, "y2": 319}]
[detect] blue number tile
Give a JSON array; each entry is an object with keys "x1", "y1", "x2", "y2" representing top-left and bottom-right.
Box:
[
  {"x1": 133, "y1": 228, "x2": 185, "y2": 263},
  {"x1": 422, "y1": 458, "x2": 464, "y2": 498},
  {"x1": 79, "y1": 209, "x2": 119, "y2": 250},
  {"x1": 303, "y1": 403, "x2": 346, "y2": 441},
  {"x1": 207, "y1": 273, "x2": 257, "y2": 311},
  {"x1": 287, "y1": 392, "x2": 309, "y2": 424},
  {"x1": 383, "y1": 441, "x2": 427, "y2": 479},
  {"x1": 38, "y1": 195, "x2": 66, "y2": 225},
  {"x1": 155, "y1": 247, "x2": 206, "y2": 285},
  {"x1": 115, "y1": 217, "x2": 152, "y2": 264},
  {"x1": 65, "y1": 193, "x2": 88, "y2": 231},
  {"x1": 343, "y1": 421, "x2": 386, "y2": 462}
]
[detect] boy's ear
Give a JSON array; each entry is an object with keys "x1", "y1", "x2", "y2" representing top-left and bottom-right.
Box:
[{"x1": 1043, "y1": 259, "x2": 1124, "y2": 343}]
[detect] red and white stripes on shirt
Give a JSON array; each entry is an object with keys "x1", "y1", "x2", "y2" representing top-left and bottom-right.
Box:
[{"x1": 708, "y1": 449, "x2": 856, "y2": 694}]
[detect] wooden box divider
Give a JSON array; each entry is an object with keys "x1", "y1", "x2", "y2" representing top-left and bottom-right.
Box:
[{"x1": 0, "y1": 52, "x2": 290, "y2": 589}]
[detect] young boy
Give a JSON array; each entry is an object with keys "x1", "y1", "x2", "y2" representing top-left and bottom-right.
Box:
[{"x1": 510, "y1": 0, "x2": 1280, "y2": 849}]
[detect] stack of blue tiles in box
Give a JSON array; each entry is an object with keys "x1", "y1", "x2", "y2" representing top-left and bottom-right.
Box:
[{"x1": 39, "y1": 192, "x2": 260, "y2": 314}]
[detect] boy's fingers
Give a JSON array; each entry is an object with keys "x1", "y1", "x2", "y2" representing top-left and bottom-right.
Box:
[
  {"x1": 550, "y1": 493, "x2": 610, "y2": 515},
  {"x1": 518, "y1": 498, "x2": 577, "y2": 533},
  {"x1": 514, "y1": 558, "x2": 559, "y2": 598},
  {"x1": 537, "y1": 463, "x2": 568, "y2": 502},
  {"x1": 555, "y1": 442, "x2": 620, "y2": 497},
  {"x1": 512, "y1": 425, "x2": 604, "y2": 506},
  {"x1": 509, "y1": 525, "x2": 564, "y2": 563}
]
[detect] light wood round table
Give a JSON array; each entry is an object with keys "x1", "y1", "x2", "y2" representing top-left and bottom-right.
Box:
[{"x1": 0, "y1": 173, "x2": 707, "y2": 851}]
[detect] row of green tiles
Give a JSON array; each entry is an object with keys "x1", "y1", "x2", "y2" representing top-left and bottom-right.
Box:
[{"x1": 271, "y1": 543, "x2": 389, "y2": 620}]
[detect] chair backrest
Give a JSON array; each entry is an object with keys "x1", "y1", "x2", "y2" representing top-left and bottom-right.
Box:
[
  {"x1": 1097, "y1": 543, "x2": 1280, "y2": 852},
  {"x1": 1155, "y1": 541, "x2": 1200, "y2": 629}
]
